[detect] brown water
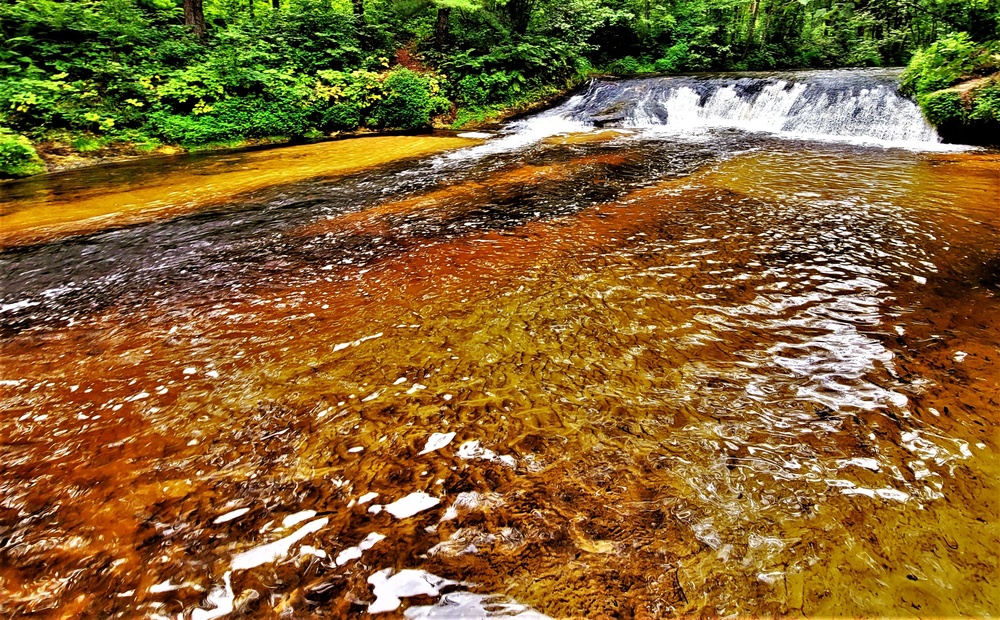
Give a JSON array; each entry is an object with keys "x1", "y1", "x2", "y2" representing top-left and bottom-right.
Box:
[{"x1": 1, "y1": 125, "x2": 998, "y2": 619}]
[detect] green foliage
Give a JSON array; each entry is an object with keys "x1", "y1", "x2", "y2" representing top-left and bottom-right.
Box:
[
  {"x1": 901, "y1": 32, "x2": 1000, "y2": 143},
  {"x1": 969, "y1": 78, "x2": 1000, "y2": 122},
  {"x1": 451, "y1": 82, "x2": 562, "y2": 127},
  {"x1": 370, "y1": 68, "x2": 437, "y2": 129},
  {"x1": 456, "y1": 71, "x2": 526, "y2": 106},
  {"x1": 318, "y1": 103, "x2": 363, "y2": 131},
  {"x1": 900, "y1": 33, "x2": 999, "y2": 97},
  {"x1": 654, "y1": 42, "x2": 691, "y2": 72},
  {"x1": 920, "y1": 90, "x2": 968, "y2": 125},
  {"x1": 0, "y1": 128, "x2": 45, "y2": 178},
  {"x1": 2, "y1": 0, "x2": 999, "y2": 174},
  {"x1": 606, "y1": 56, "x2": 656, "y2": 75}
]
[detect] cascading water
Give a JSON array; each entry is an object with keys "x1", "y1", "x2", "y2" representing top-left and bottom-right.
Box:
[{"x1": 521, "y1": 69, "x2": 941, "y2": 146}]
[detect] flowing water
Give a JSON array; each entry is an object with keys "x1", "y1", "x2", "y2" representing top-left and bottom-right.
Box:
[{"x1": 1, "y1": 70, "x2": 999, "y2": 619}]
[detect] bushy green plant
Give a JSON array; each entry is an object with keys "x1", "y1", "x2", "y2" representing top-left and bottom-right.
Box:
[
  {"x1": 369, "y1": 68, "x2": 436, "y2": 129},
  {"x1": 900, "y1": 33, "x2": 998, "y2": 96},
  {"x1": 317, "y1": 102, "x2": 363, "y2": 131},
  {"x1": 0, "y1": 128, "x2": 45, "y2": 178},
  {"x1": 969, "y1": 78, "x2": 1000, "y2": 123},
  {"x1": 920, "y1": 90, "x2": 968, "y2": 126},
  {"x1": 213, "y1": 95, "x2": 311, "y2": 139},
  {"x1": 902, "y1": 33, "x2": 1000, "y2": 143},
  {"x1": 144, "y1": 112, "x2": 239, "y2": 145},
  {"x1": 456, "y1": 71, "x2": 527, "y2": 106},
  {"x1": 606, "y1": 56, "x2": 656, "y2": 75},
  {"x1": 654, "y1": 42, "x2": 690, "y2": 72}
]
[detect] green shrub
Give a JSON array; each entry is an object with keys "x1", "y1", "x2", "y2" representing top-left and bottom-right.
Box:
[
  {"x1": 919, "y1": 90, "x2": 968, "y2": 126},
  {"x1": 0, "y1": 129, "x2": 45, "y2": 178},
  {"x1": 317, "y1": 102, "x2": 363, "y2": 131},
  {"x1": 457, "y1": 74, "x2": 492, "y2": 107},
  {"x1": 212, "y1": 96, "x2": 311, "y2": 139},
  {"x1": 654, "y1": 42, "x2": 690, "y2": 72},
  {"x1": 606, "y1": 55, "x2": 655, "y2": 75},
  {"x1": 369, "y1": 68, "x2": 435, "y2": 130},
  {"x1": 901, "y1": 33, "x2": 998, "y2": 97},
  {"x1": 844, "y1": 38, "x2": 883, "y2": 67},
  {"x1": 970, "y1": 79, "x2": 1000, "y2": 123},
  {"x1": 456, "y1": 71, "x2": 527, "y2": 107}
]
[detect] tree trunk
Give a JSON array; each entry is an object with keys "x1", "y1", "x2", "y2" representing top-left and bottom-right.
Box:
[
  {"x1": 507, "y1": 0, "x2": 532, "y2": 35},
  {"x1": 743, "y1": 0, "x2": 759, "y2": 56},
  {"x1": 184, "y1": 0, "x2": 206, "y2": 40},
  {"x1": 352, "y1": 0, "x2": 364, "y2": 22},
  {"x1": 436, "y1": 6, "x2": 451, "y2": 51},
  {"x1": 272, "y1": 0, "x2": 279, "y2": 10}
]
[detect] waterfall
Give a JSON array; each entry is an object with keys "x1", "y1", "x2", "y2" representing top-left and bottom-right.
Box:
[
  {"x1": 551, "y1": 69, "x2": 941, "y2": 145},
  {"x1": 437, "y1": 70, "x2": 947, "y2": 167}
]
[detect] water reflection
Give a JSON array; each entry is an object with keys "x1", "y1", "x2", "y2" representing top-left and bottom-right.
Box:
[{"x1": 0, "y1": 132, "x2": 998, "y2": 618}]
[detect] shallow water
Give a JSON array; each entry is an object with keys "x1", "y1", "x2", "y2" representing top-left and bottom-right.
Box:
[{"x1": 1, "y1": 115, "x2": 999, "y2": 618}]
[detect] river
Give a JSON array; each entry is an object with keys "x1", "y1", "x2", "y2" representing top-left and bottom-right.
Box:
[{"x1": 1, "y1": 69, "x2": 998, "y2": 619}]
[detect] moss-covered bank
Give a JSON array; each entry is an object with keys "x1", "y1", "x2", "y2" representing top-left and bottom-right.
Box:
[
  {"x1": 918, "y1": 76, "x2": 1000, "y2": 145},
  {"x1": 0, "y1": 82, "x2": 581, "y2": 181},
  {"x1": 901, "y1": 34, "x2": 1000, "y2": 146},
  {"x1": 0, "y1": 129, "x2": 45, "y2": 178}
]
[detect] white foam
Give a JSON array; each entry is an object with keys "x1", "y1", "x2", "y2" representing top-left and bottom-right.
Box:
[
  {"x1": 191, "y1": 571, "x2": 234, "y2": 620},
  {"x1": 213, "y1": 508, "x2": 250, "y2": 524},
  {"x1": 0, "y1": 300, "x2": 40, "y2": 313},
  {"x1": 419, "y1": 432, "x2": 456, "y2": 455},
  {"x1": 383, "y1": 492, "x2": 441, "y2": 519},
  {"x1": 405, "y1": 591, "x2": 552, "y2": 619},
  {"x1": 457, "y1": 440, "x2": 516, "y2": 468},
  {"x1": 333, "y1": 332, "x2": 383, "y2": 352},
  {"x1": 335, "y1": 532, "x2": 386, "y2": 566},
  {"x1": 299, "y1": 545, "x2": 327, "y2": 558},
  {"x1": 438, "y1": 111, "x2": 591, "y2": 165},
  {"x1": 837, "y1": 457, "x2": 881, "y2": 472},
  {"x1": 149, "y1": 581, "x2": 179, "y2": 594},
  {"x1": 549, "y1": 74, "x2": 981, "y2": 151},
  {"x1": 840, "y1": 486, "x2": 910, "y2": 501},
  {"x1": 439, "y1": 491, "x2": 502, "y2": 522},
  {"x1": 281, "y1": 510, "x2": 317, "y2": 528},
  {"x1": 367, "y1": 568, "x2": 459, "y2": 614},
  {"x1": 231, "y1": 517, "x2": 328, "y2": 570}
]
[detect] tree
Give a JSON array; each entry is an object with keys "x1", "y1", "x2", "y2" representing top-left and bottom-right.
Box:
[
  {"x1": 393, "y1": 0, "x2": 482, "y2": 50},
  {"x1": 436, "y1": 5, "x2": 451, "y2": 49},
  {"x1": 184, "y1": 0, "x2": 206, "y2": 39},
  {"x1": 504, "y1": 0, "x2": 534, "y2": 34}
]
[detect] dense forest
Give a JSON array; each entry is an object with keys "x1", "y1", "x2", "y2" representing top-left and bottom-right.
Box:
[{"x1": 1, "y1": 0, "x2": 998, "y2": 176}]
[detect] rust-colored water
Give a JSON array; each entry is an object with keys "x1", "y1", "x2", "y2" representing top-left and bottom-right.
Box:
[
  {"x1": 1, "y1": 130, "x2": 998, "y2": 619},
  {"x1": 0, "y1": 135, "x2": 479, "y2": 248}
]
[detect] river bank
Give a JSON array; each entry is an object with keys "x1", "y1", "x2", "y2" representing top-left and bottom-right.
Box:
[
  {"x1": 0, "y1": 133, "x2": 483, "y2": 247},
  {"x1": 1, "y1": 85, "x2": 580, "y2": 180}
]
